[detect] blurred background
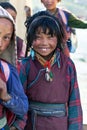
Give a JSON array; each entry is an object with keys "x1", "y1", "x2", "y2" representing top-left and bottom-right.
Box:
[{"x1": 0, "y1": 0, "x2": 87, "y2": 128}]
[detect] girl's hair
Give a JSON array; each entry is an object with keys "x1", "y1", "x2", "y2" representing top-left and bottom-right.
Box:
[
  {"x1": 41, "y1": 0, "x2": 61, "y2": 3},
  {"x1": 25, "y1": 11, "x2": 66, "y2": 56},
  {"x1": 0, "y1": 2, "x2": 17, "y2": 14}
]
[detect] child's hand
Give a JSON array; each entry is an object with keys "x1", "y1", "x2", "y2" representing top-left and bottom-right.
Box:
[{"x1": 0, "y1": 78, "x2": 11, "y2": 101}]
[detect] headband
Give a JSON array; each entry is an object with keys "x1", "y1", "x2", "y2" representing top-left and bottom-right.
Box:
[
  {"x1": 0, "y1": 6, "x2": 14, "y2": 23},
  {"x1": 28, "y1": 15, "x2": 60, "y2": 33}
]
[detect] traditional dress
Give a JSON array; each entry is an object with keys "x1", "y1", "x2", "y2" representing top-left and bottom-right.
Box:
[{"x1": 20, "y1": 50, "x2": 83, "y2": 130}]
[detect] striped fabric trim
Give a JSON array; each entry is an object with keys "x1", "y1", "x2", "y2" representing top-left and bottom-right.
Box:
[{"x1": 1, "y1": 61, "x2": 10, "y2": 81}]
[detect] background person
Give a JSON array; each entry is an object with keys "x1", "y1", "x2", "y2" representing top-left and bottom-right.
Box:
[{"x1": 0, "y1": 2, "x2": 26, "y2": 60}]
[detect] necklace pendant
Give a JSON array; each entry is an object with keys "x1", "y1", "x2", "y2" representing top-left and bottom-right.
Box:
[
  {"x1": 45, "y1": 72, "x2": 50, "y2": 82},
  {"x1": 45, "y1": 68, "x2": 53, "y2": 82}
]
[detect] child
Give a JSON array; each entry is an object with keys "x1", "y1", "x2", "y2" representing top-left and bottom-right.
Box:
[
  {"x1": 20, "y1": 11, "x2": 83, "y2": 130},
  {"x1": 0, "y1": 6, "x2": 28, "y2": 130},
  {"x1": 40, "y1": 0, "x2": 87, "y2": 56},
  {"x1": 0, "y1": 2, "x2": 26, "y2": 59}
]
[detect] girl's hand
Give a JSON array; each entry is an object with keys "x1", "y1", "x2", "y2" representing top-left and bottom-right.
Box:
[{"x1": 0, "y1": 78, "x2": 11, "y2": 101}]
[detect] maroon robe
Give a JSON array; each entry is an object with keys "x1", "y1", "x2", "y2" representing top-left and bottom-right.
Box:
[{"x1": 25, "y1": 53, "x2": 69, "y2": 130}]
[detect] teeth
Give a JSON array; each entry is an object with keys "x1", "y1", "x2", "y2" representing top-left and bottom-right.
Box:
[{"x1": 42, "y1": 48, "x2": 47, "y2": 51}]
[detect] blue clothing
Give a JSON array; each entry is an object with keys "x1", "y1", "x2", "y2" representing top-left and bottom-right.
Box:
[{"x1": 0, "y1": 60, "x2": 28, "y2": 116}]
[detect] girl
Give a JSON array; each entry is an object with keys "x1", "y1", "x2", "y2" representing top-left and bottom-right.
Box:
[
  {"x1": 20, "y1": 11, "x2": 83, "y2": 130},
  {"x1": 0, "y1": 2, "x2": 26, "y2": 59},
  {"x1": 0, "y1": 6, "x2": 28, "y2": 130}
]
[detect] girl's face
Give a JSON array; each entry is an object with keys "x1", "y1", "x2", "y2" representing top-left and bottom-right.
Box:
[
  {"x1": 0, "y1": 18, "x2": 13, "y2": 54},
  {"x1": 32, "y1": 28, "x2": 57, "y2": 59},
  {"x1": 6, "y1": 8, "x2": 17, "y2": 22},
  {"x1": 41, "y1": 0, "x2": 58, "y2": 12}
]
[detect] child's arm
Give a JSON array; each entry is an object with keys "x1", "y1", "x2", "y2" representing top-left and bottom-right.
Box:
[
  {"x1": 67, "y1": 59, "x2": 83, "y2": 130},
  {"x1": 68, "y1": 12, "x2": 87, "y2": 28},
  {"x1": 1, "y1": 64, "x2": 28, "y2": 116}
]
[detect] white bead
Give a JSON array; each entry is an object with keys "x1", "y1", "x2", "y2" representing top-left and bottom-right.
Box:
[{"x1": 45, "y1": 73, "x2": 50, "y2": 81}]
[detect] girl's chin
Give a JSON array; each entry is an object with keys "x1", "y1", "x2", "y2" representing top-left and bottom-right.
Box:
[{"x1": 39, "y1": 53, "x2": 54, "y2": 60}]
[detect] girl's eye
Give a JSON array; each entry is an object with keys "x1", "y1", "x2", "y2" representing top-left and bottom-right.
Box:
[
  {"x1": 36, "y1": 35, "x2": 42, "y2": 40},
  {"x1": 47, "y1": 34, "x2": 54, "y2": 38},
  {"x1": 3, "y1": 36, "x2": 11, "y2": 41},
  {"x1": 48, "y1": 35, "x2": 54, "y2": 39},
  {"x1": 48, "y1": 36, "x2": 52, "y2": 39}
]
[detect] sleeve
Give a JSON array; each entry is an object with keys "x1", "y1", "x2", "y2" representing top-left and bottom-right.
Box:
[
  {"x1": 19, "y1": 58, "x2": 30, "y2": 91},
  {"x1": 68, "y1": 12, "x2": 87, "y2": 28},
  {"x1": 2, "y1": 64, "x2": 29, "y2": 116},
  {"x1": 11, "y1": 114, "x2": 27, "y2": 130},
  {"x1": 67, "y1": 59, "x2": 83, "y2": 130}
]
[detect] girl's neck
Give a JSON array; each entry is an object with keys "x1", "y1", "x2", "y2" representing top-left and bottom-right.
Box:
[
  {"x1": 36, "y1": 51, "x2": 55, "y2": 61},
  {"x1": 36, "y1": 52, "x2": 55, "y2": 67},
  {"x1": 47, "y1": 8, "x2": 58, "y2": 16}
]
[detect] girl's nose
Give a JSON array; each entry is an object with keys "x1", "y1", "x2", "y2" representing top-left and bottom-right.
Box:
[{"x1": 42, "y1": 38, "x2": 48, "y2": 45}]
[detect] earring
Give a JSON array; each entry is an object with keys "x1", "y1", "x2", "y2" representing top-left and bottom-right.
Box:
[{"x1": 30, "y1": 47, "x2": 35, "y2": 60}]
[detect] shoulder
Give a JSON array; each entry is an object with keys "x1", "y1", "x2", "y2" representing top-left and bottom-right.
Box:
[
  {"x1": 20, "y1": 56, "x2": 31, "y2": 72},
  {"x1": 60, "y1": 52, "x2": 75, "y2": 68},
  {"x1": 67, "y1": 57, "x2": 76, "y2": 74},
  {"x1": 21, "y1": 56, "x2": 31, "y2": 65},
  {"x1": 58, "y1": 7, "x2": 72, "y2": 16},
  {"x1": 0, "y1": 59, "x2": 17, "y2": 81}
]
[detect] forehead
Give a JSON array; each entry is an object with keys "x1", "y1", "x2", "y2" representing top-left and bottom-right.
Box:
[
  {"x1": 0, "y1": 17, "x2": 13, "y2": 26},
  {"x1": 0, "y1": 17, "x2": 13, "y2": 33}
]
